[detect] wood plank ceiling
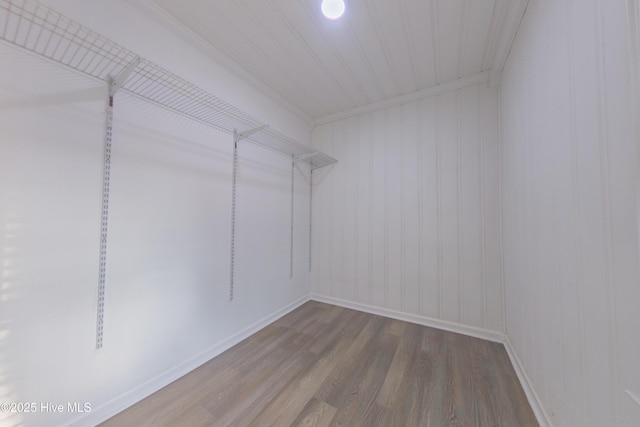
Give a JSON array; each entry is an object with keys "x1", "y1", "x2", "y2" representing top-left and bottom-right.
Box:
[{"x1": 129, "y1": 0, "x2": 526, "y2": 123}]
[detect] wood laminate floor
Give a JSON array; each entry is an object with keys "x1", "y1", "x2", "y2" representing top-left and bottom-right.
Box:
[{"x1": 101, "y1": 301, "x2": 538, "y2": 426}]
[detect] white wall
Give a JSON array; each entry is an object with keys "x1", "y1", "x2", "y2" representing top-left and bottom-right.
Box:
[
  {"x1": 6, "y1": 1, "x2": 639, "y2": 426},
  {"x1": 500, "y1": 0, "x2": 640, "y2": 425},
  {"x1": 0, "y1": 32, "x2": 311, "y2": 427},
  {"x1": 311, "y1": 83, "x2": 504, "y2": 334}
]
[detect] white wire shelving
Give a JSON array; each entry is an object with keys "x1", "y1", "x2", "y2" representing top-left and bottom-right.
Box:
[
  {"x1": 0, "y1": 0, "x2": 337, "y2": 169},
  {"x1": 0, "y1": 0, "x2": 336, "y2": 348}
]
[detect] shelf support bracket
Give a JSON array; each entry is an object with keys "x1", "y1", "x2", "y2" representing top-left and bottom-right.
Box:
[
  {"x1": 295, "y1": 152, "x2": 319, "y2": 163},
  {"x1": 234, "y1": 125, "x2": 268, "y2": 143},
  {"x1": 109, "y1": 57, "x2": 140, "y2": 97}
]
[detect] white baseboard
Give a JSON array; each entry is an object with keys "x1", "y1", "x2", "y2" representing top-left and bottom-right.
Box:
[
  {"x1": 309, "y1": 294, "x2": 506, "y2": 343},
  {"x1": 65, "y1": 295, "x2": 310, "y2": 427},
  {"x1": 503, "y1": 337, "x2": 553, "y2": 427},
  {"x1": 65, "y1": 294, "x2": 551, "y2": 427},
  {"x1": 310, "y1": 294, "x2": 552, "y2": 427}
]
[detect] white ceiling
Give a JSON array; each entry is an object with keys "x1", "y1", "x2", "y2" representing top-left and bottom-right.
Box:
[{"x1": 129, "y1": 0, "x2": 527, "y2": 124}]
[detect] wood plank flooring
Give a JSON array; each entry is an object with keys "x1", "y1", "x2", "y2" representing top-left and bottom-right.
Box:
[{"x1": 101, "y1": 301, "x2": 538, "y2": 426}]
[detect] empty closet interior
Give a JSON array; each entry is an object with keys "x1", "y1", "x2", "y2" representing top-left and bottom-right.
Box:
[{"x1": 1, "y1": 0, "x2": 639, "y2": 426}]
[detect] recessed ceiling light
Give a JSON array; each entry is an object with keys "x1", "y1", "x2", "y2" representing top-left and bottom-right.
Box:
[{"x1": 321, "y1": 0, "x2": 345, "y2": 20}]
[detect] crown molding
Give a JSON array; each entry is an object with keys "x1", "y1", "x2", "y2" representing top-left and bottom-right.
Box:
[
  {"x1": 313, "y1": 71, "x2": 490, "y2": 126},
  {"x1": 126, "y1": 0, "x2": 314, "y2": 128}
]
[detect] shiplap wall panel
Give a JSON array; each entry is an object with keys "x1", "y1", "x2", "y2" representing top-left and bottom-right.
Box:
[
  {"x1": 311, "y1": 83, "x2": 503, "y2": 332},
  {"x1": 370, "y1": 111, "x2": 388, "y2": 307},
  {"x1": 386, "y1": 105, "x2": 403, "y2": 312},
  {"x1": 482, "y1": 90, "x2": 503, "y2": 332},
  {"x1": 344, "y1": 114, "x2": 359, "y2": 302},
  {"x1": 356, "y1": 114, "x2": 372, "y2": 303},
  {"x1": 402, "y1": 102, "x2": 421, "y2": 315},
  {"x1": 419, "y1": 97, "x2": 440, "y2": 318},
  {"x1": 439, "y1": 91, "x2": 461, "y2": 323},
  {"x1": 501, "y1": 0, "x2": 640, "y2": 425},
  {"x1": 459, "y1": 86, "x2": 483, "y2": 327},
  {"x1": 330, "y1": 121, "x2": 345, "y2": 300}
]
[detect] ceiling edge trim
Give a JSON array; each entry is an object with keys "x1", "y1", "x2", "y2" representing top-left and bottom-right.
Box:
[
  {"x1": 488, "y1": 0, "x2": 530, "y2": 87},
  {"x1": 126, "y1": 0, "x2": 314, "y2": 128},
  {"x1": 313, "y1": 71, "x2": 490, "y2": 127}
]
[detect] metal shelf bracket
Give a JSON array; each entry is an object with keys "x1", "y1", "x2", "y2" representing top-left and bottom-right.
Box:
[
  {"x1": 109, "y1": 57, "x2": 140, "y2": 97},
  {"x1": 294, "y1": 152, "x2": 319, "y2": 162},
  {"x1": 234, "y1": 125, "x2": 269, "y2": 143}
]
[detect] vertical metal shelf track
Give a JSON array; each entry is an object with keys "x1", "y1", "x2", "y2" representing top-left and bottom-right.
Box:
[
  {"x1": 309, "y1": 170, "x2": 313, "y2": 272},
  {"x1": 96, "y1": 88, "x2": 114, "y2": 350},
  {"x1": 0, "y1": 0, "x2": 336, "y2": 346},
  {"x1": 229, "y1": 141, "x2": 239, "y2": 301}
]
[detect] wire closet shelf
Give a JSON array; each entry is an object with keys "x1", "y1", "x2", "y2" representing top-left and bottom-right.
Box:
[{"x1": 0, "y1": 0, "x2": 337, "y2": 170}]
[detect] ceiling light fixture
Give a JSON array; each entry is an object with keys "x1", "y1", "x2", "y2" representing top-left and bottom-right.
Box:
[{"x1": 321, "y1": 0, "x2": 345, "y2": 20}]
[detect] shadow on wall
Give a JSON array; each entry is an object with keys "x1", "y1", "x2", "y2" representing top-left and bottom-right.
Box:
[
  {"x1": 0, "y1": 210, "x2": 22, "y2": 426},
  {"x1": 0, "y1": 47, "x2": 108, "y2": 425}
]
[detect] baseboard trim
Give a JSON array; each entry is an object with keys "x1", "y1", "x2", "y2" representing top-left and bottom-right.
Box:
[
  {"x1": 503, "y1": 337, "x2": 553, "y2": 427},
  {"x1": 309, "y1": 294, "x2": 506, "y2": 343},
  {"x1": 310, "y1": 294, "x2": 552, "y2": 426},
  {"x1": 65, "y1": 295, "x2": 310, "y2": 427},
  {"x1": 65, "y1": 294, "x2": 551, "y2": 427}
]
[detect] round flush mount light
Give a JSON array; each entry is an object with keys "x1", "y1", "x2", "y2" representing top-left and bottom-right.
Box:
[{"x1": 321, "y1": 0, "x2": 345, "y2": 20}]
